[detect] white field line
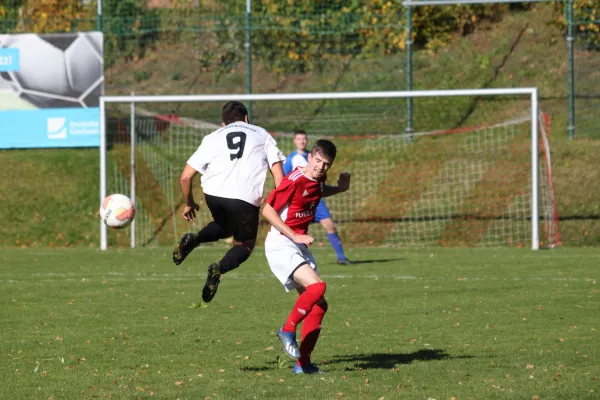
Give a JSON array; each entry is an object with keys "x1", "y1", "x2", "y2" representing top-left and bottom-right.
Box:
[{"x1": 0, "y1": 273, "x2": 595, "y2": 284}]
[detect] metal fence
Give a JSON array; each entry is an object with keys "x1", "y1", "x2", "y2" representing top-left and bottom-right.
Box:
[
  {"x1": 0, "y1": 0, "x2": 598, "y2": 138},
  {"x1": 566, "y1": 0, "x2": 600, "y2": 139}
]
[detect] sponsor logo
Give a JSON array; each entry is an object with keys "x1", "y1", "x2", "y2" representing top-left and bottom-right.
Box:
[
  {"x1": 69, "y1": 120, "x2": 99, "y2": 135},
  {"x1": 0, "y1": 48, "x2": 20, "y2": 72},
  {"x1": 47, "y1": 117, "x2": 67, "y2": 139},
  {"x1": 295, "y1": 210, "x2": 314, "y2": 219},
  {"x1": 47, "y1": 117, "x2": 100, "y2": 139},
  {"x1": 302, "y1": 189, "x2": 309, "y2": 197}
]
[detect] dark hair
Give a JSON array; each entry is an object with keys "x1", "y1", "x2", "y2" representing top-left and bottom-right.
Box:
[
  {"x1": 222, "y1": 101, "x2": 248, "y2": 125},
  {"x1": 311, "y1": 139, "x2": 337, "y2": 162},
  {"x1": 293, "y1": 129, "x2": 307, "y2": 137}
]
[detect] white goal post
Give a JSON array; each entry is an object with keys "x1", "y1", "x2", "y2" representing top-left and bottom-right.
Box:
[{"x1": 100, "y1": 88, "x2": 555, "y2": 251}]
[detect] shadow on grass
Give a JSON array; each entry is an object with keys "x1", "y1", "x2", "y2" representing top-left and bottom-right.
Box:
[
  {"x1": 240, "y1": 349, "x2": 473, "y2": 372},
  {"x1": 331, "y1": 349, "x2": 474, "y2": 370},
  {"x1": 334, "y1": 258, "x2": 405, "y2": 265}
]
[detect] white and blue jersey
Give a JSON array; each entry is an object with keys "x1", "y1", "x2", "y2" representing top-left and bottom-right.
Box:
[
  {"x1": 283, "y1": 150, "x2": 332, "y2": 222},
  {"x1": 283, "y1": 150, "x2": 308, "y2": 175}
]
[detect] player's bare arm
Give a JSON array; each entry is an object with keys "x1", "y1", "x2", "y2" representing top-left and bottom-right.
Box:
[
  {"x1": 322, "y1": 172, "x2": 351, "y2": 198},
  {"x1": 270, "y1": 161, "x2": 284, "y2": 188},
  {"x1": 179, "y1": 164, "x2": 200, "y2": 221},
  {"x1": 262, "y1": 203, "x2": 314, "y2": 246}
]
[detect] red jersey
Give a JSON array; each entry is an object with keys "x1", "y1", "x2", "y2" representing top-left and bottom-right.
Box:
[{"x1": 265, "y1": 167, "x2": 324, "y2": 235}]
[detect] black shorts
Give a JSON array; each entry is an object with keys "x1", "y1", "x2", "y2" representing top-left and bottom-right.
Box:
[{"x1": 204, "y1": 194, "x2": 259, "y2": 243}]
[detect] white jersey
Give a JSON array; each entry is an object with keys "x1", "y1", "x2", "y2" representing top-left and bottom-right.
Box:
[{"x1": 187, "y1": 122, "x2": 286, "y2": 206}]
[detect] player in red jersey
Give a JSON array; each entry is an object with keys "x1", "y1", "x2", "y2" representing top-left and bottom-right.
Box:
[{"x1": 262, "y1": 139, "x2": 351, "y2": 374}]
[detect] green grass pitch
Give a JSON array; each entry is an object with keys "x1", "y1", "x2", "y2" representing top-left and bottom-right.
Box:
[{"x1": 1, "y1": 247, "x2": 598, "y2": 399}]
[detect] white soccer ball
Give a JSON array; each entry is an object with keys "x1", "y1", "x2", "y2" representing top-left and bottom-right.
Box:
[
  {"x1": 100, "y1": 194, "x2": 135, "y2": 229},
  {"x1": 0, "y1": 32, "x2": 103, "y2": 108}
]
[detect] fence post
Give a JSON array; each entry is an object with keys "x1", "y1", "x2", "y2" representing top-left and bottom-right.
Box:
[
  {"x1": 130, "y1": 93, "x2": 136, "y2": 249},
  {"x1": 405, "y1": 5, "x2": 414, "y2": 139},
  {"x1": 96, "y1": 0, "x2": 102, "y2": 32},
  {"x1": 245, "y1": 0, "x2": 253, "y2": 120},
  {"x1": 567, "y1": 0, "x2": 575, "y2": 140}
]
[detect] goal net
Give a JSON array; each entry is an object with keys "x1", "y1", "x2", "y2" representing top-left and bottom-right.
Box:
[{"x1": 100, "y1": 89, "x2": 560, "y2": 250}]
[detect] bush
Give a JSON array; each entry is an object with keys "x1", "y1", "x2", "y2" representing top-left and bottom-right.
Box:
[
  {"x1": 251, "y1": 0, "x2": 510, "y2": 73},
  {"x1": 102, "y1": 0, "x2": 160, "y2": 67},
  {"x1": 15, "y1": 0, "x2": 94, "y2": 33},
  {"x1": 554, "y1": 0, "x2": 600, "y2": 50},
  {"x1": 412, "y1": 3, "x2": 509, "y2": 50}
]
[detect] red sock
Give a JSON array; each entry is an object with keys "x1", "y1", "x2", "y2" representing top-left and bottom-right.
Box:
[
  {"x1": 282, "y1": 282, "x2": 326, "y2": 333},
  {"x1": 297, "y1": 302, "x2": 327, "y2": 367}
]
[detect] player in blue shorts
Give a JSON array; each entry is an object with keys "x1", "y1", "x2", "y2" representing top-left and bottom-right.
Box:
[{"x1": 283, "y1": 130, "x2": 354, "y2": 265}]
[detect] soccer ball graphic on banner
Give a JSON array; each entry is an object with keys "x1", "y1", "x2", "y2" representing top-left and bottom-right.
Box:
[
  {"x1": 100, "y1": 194, "x2": 135, "y2": 229},
  {"x1": 0, "y1": 32, "x2": 103, "y2": 108}
]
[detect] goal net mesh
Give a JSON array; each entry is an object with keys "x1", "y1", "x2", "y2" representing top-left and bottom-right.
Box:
[{"x1": 103, "y1": 96, "x2": 560, "y2": 248}]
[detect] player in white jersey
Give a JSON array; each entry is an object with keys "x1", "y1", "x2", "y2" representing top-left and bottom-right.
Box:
[{"x1": 173, "y1": 101, "x2": 286, "y2": 303}]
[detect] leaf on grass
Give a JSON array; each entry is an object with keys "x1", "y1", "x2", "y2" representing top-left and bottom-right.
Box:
[
  {"x1": 265, "y1": 346, "x2": 274, "y2": 351},
  {"x1": 526, "y1": 364, "x2": 535, "y2": 369},
  {"x1": 217, "y1": 369, "x2": 225, "y2": 373},
  {"x1": 188, "y1": 303, "x2": 207, "y2": 309},
  {"x1": 175, "y1": 380, "x2": 184, "y2": 386}
]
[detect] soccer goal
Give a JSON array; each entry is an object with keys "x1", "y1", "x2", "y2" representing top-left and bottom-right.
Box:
[{"x1": 99, "y1": 88, "x2": 560, "y2": 250}]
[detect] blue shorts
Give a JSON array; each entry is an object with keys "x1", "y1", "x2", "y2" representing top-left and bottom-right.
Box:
[{"x1": 313, "y1": 200, "x2": 332, "y2": 223}]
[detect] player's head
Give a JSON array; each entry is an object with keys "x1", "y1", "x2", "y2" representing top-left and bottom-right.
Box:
[
  {"x1": 306, "y1": 139, "x2": 337, "y2": 180},
  {"x1": 222, "y1": 101, "x2": 248, "y2": 125},
  {"x1": 293, "y1": 130, "x2": 308, "y2": 152}
]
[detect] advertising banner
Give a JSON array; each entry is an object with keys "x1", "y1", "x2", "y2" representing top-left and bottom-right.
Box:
[{"x1": 0, "y1": 32, "x2": 103, "y2": 149}]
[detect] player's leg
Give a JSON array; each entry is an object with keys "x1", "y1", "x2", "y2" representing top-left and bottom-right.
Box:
[
  {"x1": 201, "y1": 198, "x2": 259, "y2": 303},
  {"x1": 264, "y1": 235, "x2": 323, "y2": 360},
  {"x1": 278, "y1": 262, "x2": 326, "y2": 358},
  {"x1": 173, "y1": 194, "x2": 232, "y2": 265},
  {"x1": 315, "y1": 201, "x2": 353, "y2": 264},
  {"x1": 277, "y1": 263, "x2": 324, "y2": 359},
  {"x1": 282, "y1": 263, "x2": 324, "y2": 333},
  {"x1": 293, "y1": 290, "x2": 328, "y2": 374}
]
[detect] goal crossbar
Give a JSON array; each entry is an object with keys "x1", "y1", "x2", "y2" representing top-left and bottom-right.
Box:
[
  {"x1": 99, "y1": 88, "x2": 540, "y2": 250},
  {"x1": 101, "y1": 88, "x2": 537, "y2": 104}
]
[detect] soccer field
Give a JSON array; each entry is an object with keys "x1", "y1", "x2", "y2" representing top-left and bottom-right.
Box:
[{"x1": 1, "y1": 247, "x2": 598, "y2": 399}]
